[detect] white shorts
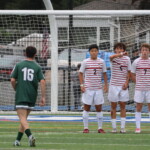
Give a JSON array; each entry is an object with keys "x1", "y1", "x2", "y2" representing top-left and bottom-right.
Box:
[
  {"x1": 108, "y1": 85, "x2": 129, "y2": 102},
  {"x1": 134, "y1": 90, "x2": 150, "y2": 103},
  {"x1": 82, "y1": 89, "x2": 104, "y2": 105}
]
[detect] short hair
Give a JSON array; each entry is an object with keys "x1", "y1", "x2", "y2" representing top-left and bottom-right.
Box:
[
  {"x1": 26, "y1": 46, "x2": 37, "y2": 58},
  {"x1": 77, "y1": 63, "x2": 81, "y2": 70},
  {"x1": 114, "y1": 42, "x2": 126, "y2": 51},
  {"x1": 140, "y1": 43, "x2": 150, "y2": 51},
  {"x1": 132, "y1": 49, "x2": 138, "y2": 53},
  {"x1": 89, "y1": 44, "x2": 99, "y2": 51}
]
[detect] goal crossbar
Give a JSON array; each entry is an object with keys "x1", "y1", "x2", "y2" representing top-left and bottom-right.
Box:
[{"x1": 1, "y1": 10, "x2": 150, "y2": 15}]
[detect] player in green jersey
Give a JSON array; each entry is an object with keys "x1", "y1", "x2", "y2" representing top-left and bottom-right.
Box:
[{"x1": 11, "y1": 46, "x2": 46, "y2": 147}]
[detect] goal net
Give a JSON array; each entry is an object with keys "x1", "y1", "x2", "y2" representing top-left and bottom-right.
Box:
[{"x1": 0, "y1": 10, "x2": 150, "y2": 113}]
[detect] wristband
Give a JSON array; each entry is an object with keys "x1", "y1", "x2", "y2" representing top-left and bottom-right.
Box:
[{"x1": 80, "y1": 84, "x2": 84, "y2": 87}]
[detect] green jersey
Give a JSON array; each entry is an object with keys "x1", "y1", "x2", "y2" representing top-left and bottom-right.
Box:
[{"x1": 11, "y1": 60, "x2": 45, "y2": 105}]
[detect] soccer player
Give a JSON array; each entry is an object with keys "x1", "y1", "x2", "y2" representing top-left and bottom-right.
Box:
[
  {"x1": 11, "y1": 46, "x2": 46, "y2": 146},
  {"x1": 131, "y1": 43, "x2": 150, "y2": 133},
  {"x1": 108, "y1": 42, "x2": 131, "y2": 133},
  {"x1": 79, "y1": 44, "x2": 108, "y2": 133}
]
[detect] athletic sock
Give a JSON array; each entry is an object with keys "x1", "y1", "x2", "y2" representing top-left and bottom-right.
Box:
[
  {"x1": 16, "y1": 132, "x2": 23, "y2": 141},
  {"x1": 96, "y1": 112, "x2": 103, "y2": 129},
  {"x1": 111, "y1": 119, "x2": 116, "y2": 129},
  {"x1": 25, "y1": 129, "x2": 32, "y2": 137},
  {"x1": 135, "y1": 112, "x2": 141, "y2": 129},
  {"x1": 82, "y1": 110, "x2": 89, "y2": 129},
  {"x1": 121, "y1": 117, "x2": 126, "y2": 129}
]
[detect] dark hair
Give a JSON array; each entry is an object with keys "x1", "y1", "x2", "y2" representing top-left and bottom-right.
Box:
[
  {"x1": 89, "y1": 44, "x2": 99, "y2": 51},
  {"x1": 26, "y1": 46, "x2": 37, "y2": 58},
  {"x1": 140, "y1": 43, "x2": 150, "y2": 51},
  {"x1": 114, "y1": 42, "x2": 126, "y2": 52},
  {"x1": 77, "y1": 63, "x2": 81, "y2": 70},
  {"x1": 132, "y1": 49, "x2": 138, "y2": 53}
]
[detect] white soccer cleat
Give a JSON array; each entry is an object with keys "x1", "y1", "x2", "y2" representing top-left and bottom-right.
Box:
[
  {"x1": 135, "y1": 128, "x2": 141, "y2": 133},
  {"x1": 111, "y1": 128, "x2": 117, "y2": 133},
  {"x1": 29, "y1": 135, "x2": 36, "y2": 147},
  {"x1": 120, "y1": 128, "x2": 126, "y2": 133},
  {"x1": 13, "y1": 140, "x2": 20, "y2": 146}
]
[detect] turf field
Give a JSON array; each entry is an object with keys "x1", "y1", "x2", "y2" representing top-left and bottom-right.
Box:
[{"x1": 0, "y1": 114, "x2": 150, "y2": 150}]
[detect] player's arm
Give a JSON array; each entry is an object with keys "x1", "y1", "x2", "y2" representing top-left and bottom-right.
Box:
[
  {"x1": 102, "y1": 60, "x2": 108, "y2": 92},
  {"x1": 130, "y1": 59, "x2": 137, "y2": 83},
  {"x1": 39, "y1": 79, "x2": 46, "y2": 106},
  {"x1": 79, "y1": 72, "x2": 85, "y2": 93},
  {"x1": 122, "y1": 58, "x2": 132, "y2": 90},
  {"x1": 10, "y1": 78, "x2": 16, "y2": 91},
  {"x1": 103, "y1": 72, "x2": 108, "y2": 93},
  {"x1": 110, "y1": 52, "x2": 127, "y2": 61},
  {"x1": 131, "y1": 73, "x2": 136, "y2": 83},
  {"x1": 122, "y1": 71, "x2": 131, "y2": 90},
  {"x1": 78, "y1": 61, "x2": 86, "y2": 93},
  {"x1": 10, "y1": 65, "x2": 18, "y2": 90}
]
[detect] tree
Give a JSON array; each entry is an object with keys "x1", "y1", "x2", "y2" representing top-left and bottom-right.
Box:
[{"x1": 132, "y1": 0, "x2": 150, "y2": 9}]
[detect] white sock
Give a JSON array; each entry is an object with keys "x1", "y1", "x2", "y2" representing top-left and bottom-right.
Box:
[
  {"x1": 112, "y1": 119, "x2": 116, "y2": 129},
  {"x1": 135, "y1": 112, "x2": 141, "y2": 129},
  {"x1": 96, "y1": 112, "x2": 103, "y2": 129},
  {"x1": 82, "y1": 110, "x2": 89, "y2": 129},
  {"x1": 121, "y1": 117, "x2": 126, "y2": 129}
]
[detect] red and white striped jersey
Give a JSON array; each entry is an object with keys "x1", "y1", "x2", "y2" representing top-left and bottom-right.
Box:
[
  {"x1": 110, "y1": 56, "x2": 131, "y2": 86},
  {"x1": 79, "y1": 58, "x2": 106, "y2": 90},
  {"x1": 131, "y1": 57, "x2": 150, "y2": 91}
]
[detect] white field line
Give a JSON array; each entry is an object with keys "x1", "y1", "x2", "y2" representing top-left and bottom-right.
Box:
[{"x1": 0, "y1": 111, "x2": 144, "y2": 115}]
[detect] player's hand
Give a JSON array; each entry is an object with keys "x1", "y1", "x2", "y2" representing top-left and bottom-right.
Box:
[
  {"x1": 80, "y1": 86, "x2": 85, "y2": 93},
  {"x1": 119, "y1": 52, "x2": 128, "y2": 57},
  {"x1": 122, "y1": 83, "x2": 128, "y2": 90},
  {"x1": 39, "y1": 97, "x2": 45, "y2": 106},
  {"x1": 103, "y1": 84, "x2": 108, "y2": 93},
  {"x1": 123, "y1": 51, "x2": 128, "y2": 56}
]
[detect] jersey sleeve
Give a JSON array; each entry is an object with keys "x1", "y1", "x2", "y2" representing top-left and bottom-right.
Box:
[
  {"x1": 131, "y1": 59, "x2": 137, "y2": 73},
  {"x1": 10, "y1": 64, "x2": 18, "y2": 79},
  {"x1": 79, "y1": 60, "x2": 86, "y2": 73},
  {"x1": 37, "y1": 67, "x2": 45, "y2": 81},
  {"x1": 127, "y1": 57, "x2": 132, "y2": 71}
]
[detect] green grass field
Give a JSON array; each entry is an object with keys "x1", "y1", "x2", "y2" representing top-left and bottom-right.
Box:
[{"x1": 0, "y1": 114, "x2": 150, "y2": 150}]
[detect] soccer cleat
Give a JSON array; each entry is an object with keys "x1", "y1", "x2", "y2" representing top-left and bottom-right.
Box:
[
  {"x1": 83, "y1": 129, "x2": 89, "y2": 133},
  {"x1": 135, "y1": 128, "x2": 141, "y2": 133},
  {"x1": 13, "y1": 140, "x2": 20, "y2": 146},
  {"x1": 120, "y1": 128, "x2": 126, "y2": 133},
  {"x1": 98, "y1": 129, "x2": 105, "y2": 133},
  {"x1": 111, "y1": 128, "x2": 117, "y2": 133},
  {"x1": 29, "y1": 135, "x2": 36, "y2": 147}
]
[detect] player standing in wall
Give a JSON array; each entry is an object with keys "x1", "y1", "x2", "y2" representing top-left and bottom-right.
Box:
[
  {"x1": 79, "y1": 44, "x2": 108, "y2": 133},
  {"x1": 131, "y1": 43, "x2": 150, "y2": 133},
  {"x1": 108, "y1": 42, "x2": 131, "y2": 133},
  {"x1": 11, "y1": 46, "x2": 46, "y2": 146}
]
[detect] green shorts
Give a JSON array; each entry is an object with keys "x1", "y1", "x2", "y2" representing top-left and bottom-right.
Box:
[{"x1": 15, "y1": 102, "x2": 35, "y2": 110}]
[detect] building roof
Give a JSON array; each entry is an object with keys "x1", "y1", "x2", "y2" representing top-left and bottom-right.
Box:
[{"x1": 74, "y1": 0, "x2": 140, "y2": 10}]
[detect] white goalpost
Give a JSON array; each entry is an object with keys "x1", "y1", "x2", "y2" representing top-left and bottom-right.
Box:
[{"x1": 0, "y1": 9, "x2": 150, "y2": 113}]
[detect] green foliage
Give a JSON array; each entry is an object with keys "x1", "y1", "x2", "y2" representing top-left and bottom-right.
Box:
[
  {"x1": 0, "y1": 0, "x2": 45, "y2": 10},
  {"x1": 0, "y1": 0, "x2": 92, "y2": 10},
  {"x1": 0, "y1": 0, "x2": 150, "y2": 10}
]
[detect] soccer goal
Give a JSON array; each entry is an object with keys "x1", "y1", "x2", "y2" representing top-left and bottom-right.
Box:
[{"x1": 0, "y1": 9, "x2": 150, "y2": 113}]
